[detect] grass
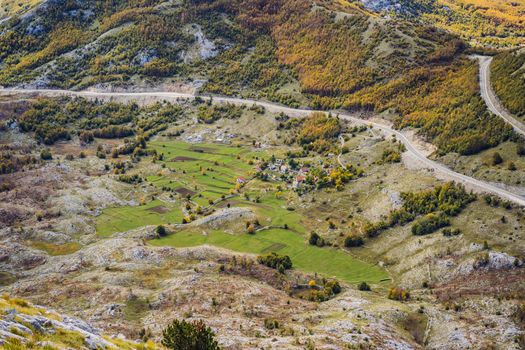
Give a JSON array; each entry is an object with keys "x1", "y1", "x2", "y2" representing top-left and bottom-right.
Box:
[
  {"x1": 123, "y1": 296, "x2": 150, "y2": 323},
  {"x1": 28, "y1": 241, "x2": 81, "y2": 256},
  {"x1": 148, "y1": 140, "x2": 258, "y2": 206},
  {"x1": 150, "y1": 228, "x2": 388, "y2": 284},
  {"x1": 0, "y1": 0, "x2": 42, "y2": 19},
  {"x1": 97, "y1": 139, "x2": 388, "y2": 284},
  {"x1": 96, "y1": 141, "x2": 262, "y2": 237},
  {"x1": 0, "y1": 294, "x2": 160, "y2": 350},
  {"x1": 0, "y1": 272, "x2": 16, "y2": 286},
  {"x1": 96, "y1": 199, "x2": 182, "y2": 237}
]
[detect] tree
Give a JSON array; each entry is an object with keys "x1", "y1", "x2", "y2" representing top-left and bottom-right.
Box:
[
  {"x1": 508, "y1": 161, "x2": 517, "y2": 171},
  {"x1": 491, "y1": 152, "x2": 503, "y2": 165},
  {"x1": 156, "y1": 225, "x2": 167, "y2": 237},
  {"x1": 257, "y1": 252, "x2": 292, "y2": 271},
  {"x1": 40, "y1": 149, "x2": 52, "y2": 160},
  {"x1": 162, "y1": 319, "x2": 220, "y2": 350},
  {"x1": 358, "y1": 282, "x2": 371, "y2": 291},
  {"x1": 309, "y1": 232, "x2": 320, "y2": 245},
  {"x1": 344, "y1": 235, "x2": 364, "y2": 247},
  {"x1": 517, "y1": 144, "x2": 525, "y2": 157}
]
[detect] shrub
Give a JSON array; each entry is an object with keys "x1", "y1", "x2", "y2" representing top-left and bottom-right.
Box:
[
  {"x1": 309, "y1": 232, "x2": 325, "y2": 247},
  {"x1": 257, "y1": 252, "x2": 292, "y2": 271},
  {"x1": 357, "y1": 282, "x2": 371, "y2": 291},
  {"x1": 264, "y1": 318, "x2": 280, "y2": 330},
  {"x1": 309, "y1": 232, "x2": 320, "y2": 245},
  {"x1": 518, "y1": 144, "x2": 525, "y2": 157},
  {"x1": 344, "y1": 235, "x2": 364, "y2": 247},
  {"x1": 40, "y1": 149, "x2": 52, "y2": 160},
  {"x1": 161, "y1": 319, "x2": 220, "y2": 350},
  {"x1": 156, "y1": 225, "x2": 167, "y2": 237},
  {"x1": 388, "y1": 287, "x2": 410, "y2": 301},
  {"x1": 442, "y1": 228, "x2": 461, "y2": 237},
  {"x1": 411, "y1": 213, "x2": 450, "y2": 236},
  {"x1": 118, "y1": 174, "x2": 142, "y2": 184},
  {"x1": 508, "y1": 162, "x2": 517, "y2": 171},
  {"x1": 325, "y1": 280, "x2": 342, "y2": 294},
  {"x1": 491, "y1": 152, "x2": 503, "y2": 165},
  {"x1": 381, "y1": 149, "x2": 401, "y2": 163}
]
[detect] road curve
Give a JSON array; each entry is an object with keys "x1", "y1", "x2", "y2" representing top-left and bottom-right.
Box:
[
  {"x1": 2, "y1": 88, "x2": 525, "y2": 207},
  {"x1": 476, "y1": 55, "x2": 525, "y2": 137}
]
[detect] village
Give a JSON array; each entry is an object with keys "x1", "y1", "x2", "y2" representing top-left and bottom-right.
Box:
[{"x1": 252, "y1": 154, "x2": 361, "y2": 194}]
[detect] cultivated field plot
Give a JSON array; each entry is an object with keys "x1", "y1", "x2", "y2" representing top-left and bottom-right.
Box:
[
  {"x1": 147, "y1": 140, "x2": 259, "y2": 206},
  {"x1": 151, "y1": 228, "x2": 388, "y2": 284},
  {"x1": 96, "y1": 199, "x2": 182, "y2": 237}
]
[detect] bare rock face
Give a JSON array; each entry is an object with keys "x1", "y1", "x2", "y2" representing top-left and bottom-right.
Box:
[
  {"x1": 0, "y1": 242, "x2": 46, "y2": 271},
  {"x1": 0, "y1": 296, "x2": 135, "y2": 349}
]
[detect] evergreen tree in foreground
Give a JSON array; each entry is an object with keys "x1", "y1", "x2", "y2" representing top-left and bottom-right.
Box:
[{"x1": 162, "y1": 319, "x2": 220, "y2": 350}]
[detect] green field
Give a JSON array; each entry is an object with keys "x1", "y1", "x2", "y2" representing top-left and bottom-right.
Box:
[
  {"x1": 148, "y1": 140, "x2": 259, "y2": 206},
  {"x1": 96, "y1": 141, "x2": 258, "y2": 236},
  {"x1": 96, "y1": 200, "x2": 183, "y2": 237},
  {"x1": 151, "y1": 192, "x2": 388, "y2": 284},
  {"x1": 96, "y1": 140, "x2": 388, "y2": 284},
  {"x1": 150, "y1": 228, "x2": 388, "y2": 284}
]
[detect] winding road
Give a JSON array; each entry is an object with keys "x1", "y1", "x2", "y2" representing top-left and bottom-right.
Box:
[
  {"x1": 2, "y1": 87, "x2": 525, "y2": 207},
  {"x1": 477, "y1": 55, "x2": 525, "y2": 137}
]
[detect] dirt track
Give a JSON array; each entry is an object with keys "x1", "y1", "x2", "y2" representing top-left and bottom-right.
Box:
[
  {"x1": 476, "y1": 55, "x2": 525, "y2": 137},
  {"x1": 2, "y1": 87, "x2": 525, "y2": 206}
]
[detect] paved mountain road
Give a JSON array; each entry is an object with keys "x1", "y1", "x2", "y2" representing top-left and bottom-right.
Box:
[
  {"x1": 477, "y1": 55, "x2": 525, "y2": 137},
  {"x1": 2, "y1": 88, "x2": 525, "y2": 206}
]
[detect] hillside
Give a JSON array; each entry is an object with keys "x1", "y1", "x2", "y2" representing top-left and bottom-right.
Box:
[
  {"x1": 359, "y1": 0, "x2": 525, "y2": 47},
  {"x1": 0, "y1": 294, "x2": 159, "y2": 349},
  {"x1": 0, "y1": 0, "x2": 42, "y2": 21},
  {"x1": 0, "y1": 93, "x2": 523, "y2": 348},
  {"x1": 491, "y1": 49, "x2": 525, "y2": 121},
  {"x1": 0, "y1": 0, "x2": 519, "y2": 157},
  {"x1": 1, "y1": 1, "x2": 525, "y2": 349}
]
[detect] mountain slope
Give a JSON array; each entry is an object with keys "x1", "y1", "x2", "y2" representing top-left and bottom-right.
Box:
[
  {"x1": 491, "y1": 49, "x2": 525, "y2": 121},
  {"x1": 0, "y1": 0, "x2": 519, "y2": 156}
]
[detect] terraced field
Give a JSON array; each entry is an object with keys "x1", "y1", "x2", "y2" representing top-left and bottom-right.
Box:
[{"x1": 147, "y1": 140, "x2": 258, "y2": 207}]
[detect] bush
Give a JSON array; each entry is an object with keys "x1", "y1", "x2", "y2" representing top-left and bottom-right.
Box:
[
  {"x1": 263, "y1": 318, "x2": 280, "y2": 330},
  {"x1": 357, "y1": 282, "x2": 371, "y2": 291},
  {"x1": 381, "y1": 149, "x2": 401, "y2": 163},
  {"x1": 491, "y1": 152, "x2": 503, "y2": 165},
  {"x1": 257, "y1": 252, "x2": 292, "y2": 271},
  {"x1": 388, "y1": 287, "x2": 410, "y2": 301},
  {"x1": 325, "y1": 280, "x2": 342, "y2": 294},
  {"x1": 344, "y1": 235, "x2": 364, "y2": 247},
  {"x1": 40, "y1": 149, "x2": 52, "y2": 160},
  {"x1": 309, "y1": 232, "x2": 320, "y2": 245},
  {"x1": 161, "y1": 319, "x2": 220, "y2": 350},
  {"x1": 156, "y1": 225, "x2": 167, "y2": 237},
  {"x1": 442, "y1": 228, "x2": 461, "y2": 237},
  {"x1": 517, "y1": 144, "x2": 525, "y2": 157},
  {"x1": 118, "y1": 174, "x2": 142, "y2": 184},
  {"x1": 309, "y1": 232, "x2": 325, "y2": 247},
  {"x1": 411, "y1": 212, "x2": 450, "y2": 236}
]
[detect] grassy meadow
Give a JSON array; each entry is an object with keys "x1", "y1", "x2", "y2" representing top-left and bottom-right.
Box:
[
  {"x1": 150, "y1": 228, "x2": 388, "y2": 284},
  {"x1": 96, "y1": 199, "x2": 183, "y2": 237}
]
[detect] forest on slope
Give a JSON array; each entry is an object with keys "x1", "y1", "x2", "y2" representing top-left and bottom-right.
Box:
[
  {"x1": 0, "y1": 0, "x2": 519, "y2": 156},
  {"x1": 491, "y1": 50, "x2": 525, "y2": 121}
]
